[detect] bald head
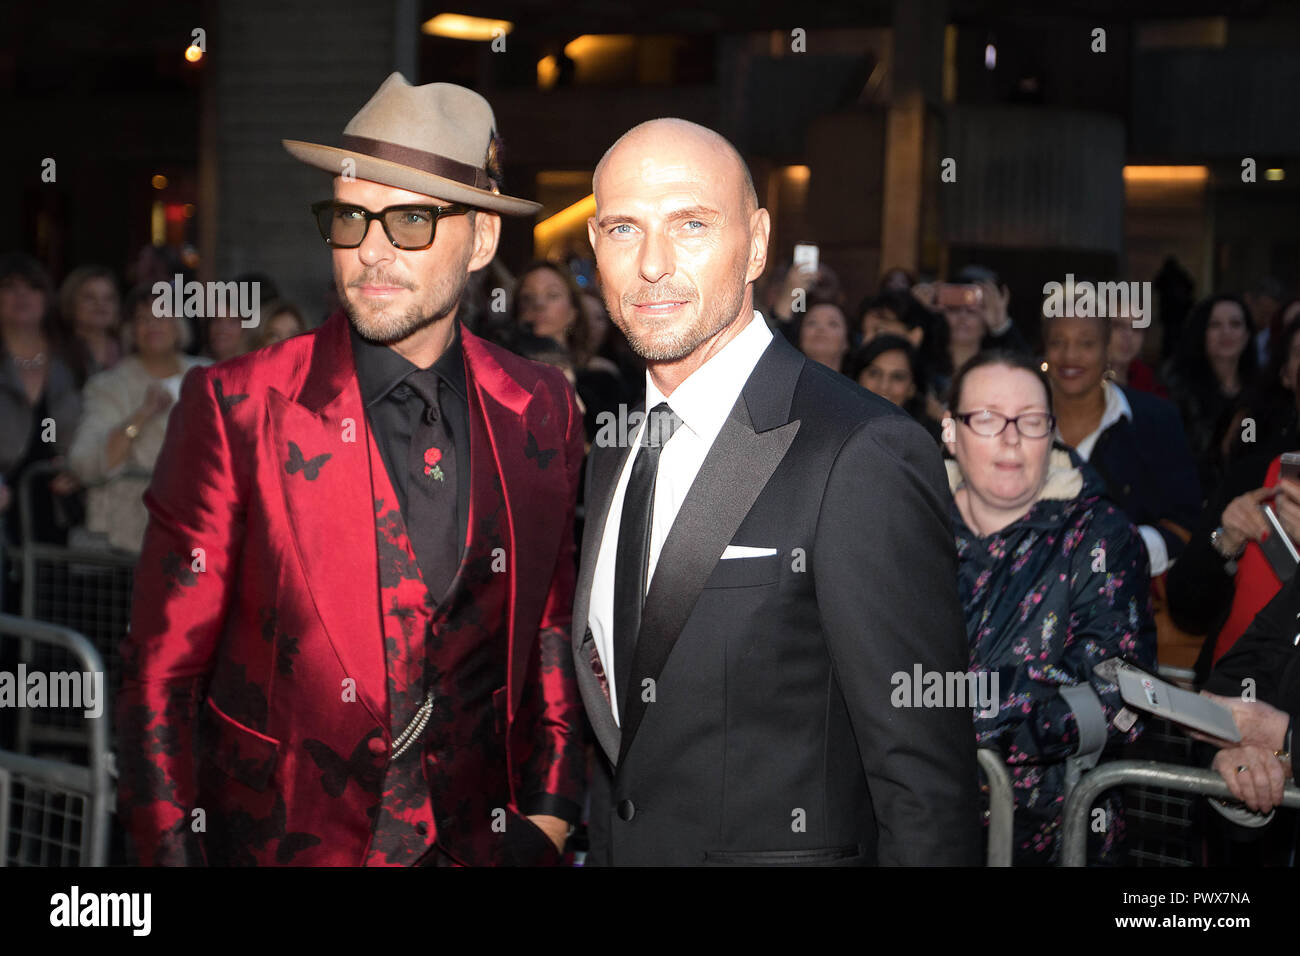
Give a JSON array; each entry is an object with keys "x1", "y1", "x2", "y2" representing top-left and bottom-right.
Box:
[
  {"x1": 594, "y1": 118, "x2": 758, "y2": 214},
  {"x1": 587, "y1": 118, "x2": 770, "y2": 382}
]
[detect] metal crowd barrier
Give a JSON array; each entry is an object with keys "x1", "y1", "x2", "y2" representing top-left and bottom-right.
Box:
[
  {"x1": 12, "y1": 462, "x2": 137, "y2": 753},
  {"x1": 0, "y1": 614, "x2": 113, "y2": 866},
  {"x1": 978, "y1": 747, "x2": 1014, "y2": 866},
  {"x1": 1060, "y1": 760, "x2": 1300, "y2": 867}
]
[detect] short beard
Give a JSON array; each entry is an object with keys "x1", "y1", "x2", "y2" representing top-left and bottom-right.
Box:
[
  {"x1": 608, "y1": 260, "x2": 748, "y2": 363},
  {"x1": 340, "y1": 248, "x2": 472, "y2": 345}
]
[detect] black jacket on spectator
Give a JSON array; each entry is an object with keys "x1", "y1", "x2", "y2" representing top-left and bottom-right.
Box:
[
  {"x1": 1086, "y1": 386, "x2": 1202, "y2": 562},
  {"x1": 1169, "y1": 429, "x2": 1299, "y2": 686},
  {"x1": 1203, "y1": 571, "x2": 1300, "y2": 787}
]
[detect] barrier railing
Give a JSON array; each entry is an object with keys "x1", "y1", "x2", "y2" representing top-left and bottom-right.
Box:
[
  {"x1": 0, "y1": 613, "x2": 113, "y2": 866},
  {"x1": 12, "y1": 462, "x2": 136, "y2": 753},
  {"x1": 1059, "y1": 760, "x2": 1300, "y2": 867},
  {"x1": 978, "y1": 747, "x2": 1014, "y2": 866}
]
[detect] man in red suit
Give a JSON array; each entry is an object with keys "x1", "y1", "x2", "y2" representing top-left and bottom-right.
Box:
[{"x1": 116, "y1": 74, "x2": 586, "y2": 866}]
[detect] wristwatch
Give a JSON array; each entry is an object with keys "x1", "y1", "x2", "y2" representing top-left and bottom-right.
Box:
[{"x1": 123, "y1": 421, "x2": 141, "y2": 441}]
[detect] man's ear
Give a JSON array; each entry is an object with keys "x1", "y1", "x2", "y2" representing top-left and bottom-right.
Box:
[
  {"x1": 905, "y1": 326, "x2": 925, "y2": 348},
  {"x1": 747, "y1": 207, "x2": 771, "y2": 285},
  {"x1": 467, "y1": 211, "x2": 501, "y2": 271}
]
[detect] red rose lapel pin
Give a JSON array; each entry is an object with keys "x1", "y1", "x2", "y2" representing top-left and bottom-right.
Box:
[{"x1": 423, "y1": 446, "x2": 445, "y2": 482}]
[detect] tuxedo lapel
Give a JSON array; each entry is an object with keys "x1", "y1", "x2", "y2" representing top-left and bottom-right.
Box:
[
  {"x1": 616, "y1": 335, "x2": 805, "y2": 766},
  {"x1": 267, "y1": 310, "x2": 387, "y2": 730},
  {"x1": 572, "y1": 421, "x2": 640, "y2": 766}
]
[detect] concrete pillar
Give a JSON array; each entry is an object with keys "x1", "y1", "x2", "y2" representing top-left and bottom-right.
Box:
[
  {"x1": 207, "y1": 0, "x2": 401, "y2": 323},
  {"x1": 881, "y1": 0, "x2": 947, "y2": 275}
]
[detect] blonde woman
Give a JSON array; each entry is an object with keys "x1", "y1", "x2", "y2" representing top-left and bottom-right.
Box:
[{"x1": 68, "y1": 285, "x2": 210, "y2": 553}]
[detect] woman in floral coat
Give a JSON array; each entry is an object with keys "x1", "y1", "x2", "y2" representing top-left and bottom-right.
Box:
[{"x1": 942, "y1": 350, "x2": 1158, "y2": 864}]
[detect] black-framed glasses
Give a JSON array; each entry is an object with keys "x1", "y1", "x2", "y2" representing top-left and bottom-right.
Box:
[
  {"x1": 955, "y1": 409, "x2": 1056, "y2": 439},
  {"x1": 310, "y1": 200, "x2": 470, "y2": 250}
]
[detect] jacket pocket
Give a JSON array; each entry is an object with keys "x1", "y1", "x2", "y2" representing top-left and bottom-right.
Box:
[
  {"x1": 197, "y1": 696, "x2": 281, "y2": 792},
  {"x1": 702, "y1": 843, "x2": 861, "y2": 865},
  {"x1": 701, "y1": 553, "x2": 781, "y2": 589}
]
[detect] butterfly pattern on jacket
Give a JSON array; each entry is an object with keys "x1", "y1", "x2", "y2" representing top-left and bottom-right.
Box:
[
  {"x1": 204, "y1": 792, "x2": 322, "y2": 866},
  {"x1": 524, "y1": 431, "x2": 557, "y2": 469},
  {"x1": 303, "y1": 734, "x2": 386, "y2": 800},
  {"x1": 160, "y1": 550, "x2": 198, "y2": 590},
  {"x1": 214, "y1": 378, "x2": 248, "y2": 412},
  {"x1": 285, "y1": 440, "x2": 331, "y2": 480}
]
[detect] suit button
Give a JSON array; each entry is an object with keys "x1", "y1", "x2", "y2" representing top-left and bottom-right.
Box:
[
  {"x1": 368, "y1": 737, "x2": 387, "y2": 756},
  {"x1": 416, "y1": 822, "x2": 428, "y2": 836},
  {"x1": 617, "y1": 800, "x2": 636, "y2": 821}
]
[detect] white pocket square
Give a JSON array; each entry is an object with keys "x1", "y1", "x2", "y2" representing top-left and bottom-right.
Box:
[{"x1": 721, "y1": 545, "x2": 778, "y2": 559}]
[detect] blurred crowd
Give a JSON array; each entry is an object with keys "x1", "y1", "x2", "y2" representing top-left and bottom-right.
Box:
[{"x1": 3, "y1": 240, "x2": 1300, "y2": 866}]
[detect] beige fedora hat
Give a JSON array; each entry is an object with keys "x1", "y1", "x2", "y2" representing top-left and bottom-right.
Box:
[{"x1": 283, "y1": 72, "x2": 539, "y2": 217}]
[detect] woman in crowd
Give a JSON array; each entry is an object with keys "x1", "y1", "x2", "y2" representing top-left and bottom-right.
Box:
[
  {"x1": 59, "y1": 265, "x2": 123, "y2": 383},
  {"x1": 1105, "y1": 312, "x2": 1165, "y2": 397},
  {"x1": 204, "y1": 310, "x2": 253, "y2": 363},
  {"x1": 512, "y1": 261, "x2": 621, "y2": 441},
  {"x1": 0, "y1": 253, "x2": 83, "y2": 556},
  {"x1": 847, "y1": 334, "x2": 941, "y2": 442},
  {"x1": 68, "y1": 285, "x2": 210, "y2": 554},
  {"x1": 792, "y1": 300, "x2": 852, "y2": 373},
  {"x1": 581, "y1": 289, "x2": 644, "y2": 408},
  {"x1": 763, "y1": 259, "x2": 842, "y2": 340},
  {"x1": 877, "y1": 265, "x2": 915, "y2": 294},
  {"x1": 1166, "y1": 317, "x2": 1300, "y2": 681},
  {"x1": 1163, "y1": 293, "x2": 1258, "y2": 492},
  {"x1": 255, "y1": 299, "x2": 308, "y2": 349},
  {"x1": 856, "y1": 291, "x2": 922, "y2": 347},
  {"x1": 943, "y1": 350, "x2": 1157, "y2": 864},
  {"x1": 914, "y1": 266, "x2": 1029, "y2": 384},
  {"x1": 1043, "y1": 306, "x2": 1201, "y2": 576},
  {"x1": 1240, "y1": 298, "x2": 1300, "y2": 450}
]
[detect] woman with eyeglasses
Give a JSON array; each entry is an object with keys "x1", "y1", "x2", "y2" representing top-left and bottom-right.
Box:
[{"x1": 942, "y1": 350, "x2": 1157, "y2": 865}]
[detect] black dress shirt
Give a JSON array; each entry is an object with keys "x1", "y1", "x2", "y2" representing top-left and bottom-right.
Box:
[{"x1": 350, "y1": 320, "x2": 471, "y2": 555}]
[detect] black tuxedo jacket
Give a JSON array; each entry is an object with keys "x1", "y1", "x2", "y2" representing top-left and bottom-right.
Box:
[{"x1": 571, "y1": 331, "x2": 982, "y2": 865}]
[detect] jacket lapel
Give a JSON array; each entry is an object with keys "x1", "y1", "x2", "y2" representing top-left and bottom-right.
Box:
[
  {"x1": 572, "y1": 420, "x2": 640, "y2": 766},
  {"x1": 616, "y1": 334, "x2": 804, "y2": 766},
  {"x1": 461, "y1": 328, "x2": 566, "y2": 722},
  {"x1": 266, "y1": 309, "x2": 387, "y2": 729}
]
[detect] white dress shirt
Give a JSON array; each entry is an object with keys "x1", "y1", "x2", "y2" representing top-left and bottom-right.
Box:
[
  {"x1": 1063, "y1": 379, "x2": 1170, "y2": 576},
  {"x1": 588, "y1": 311, "x2": 773, "y2": 723}
]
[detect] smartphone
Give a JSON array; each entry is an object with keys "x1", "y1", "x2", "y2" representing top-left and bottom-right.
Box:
[
  {"x1": 1280, "y1": 451, "x2": 1300, "y2": 484},
  {"x1": 1260, "y1": 503, "x2": 1299, "y2": 582},
  {"x1": 938, "y1": 283, "x2": 983, "y2": 309},
  {"x1": 792, "y1": 242, "x2": 819, "y2": 273}
]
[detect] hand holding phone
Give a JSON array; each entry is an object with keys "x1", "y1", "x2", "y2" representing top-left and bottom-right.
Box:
[
  {"x1": 792, "y1": 242, "x2": 819, "y2": 274},
  {"x1": 938, "y1": 283, "x2": 983, "y2": 309}
]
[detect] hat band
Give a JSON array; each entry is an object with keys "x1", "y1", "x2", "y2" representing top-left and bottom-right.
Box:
[{"x1": 339, "y1": 134, "x2": 491, "y2": 191}]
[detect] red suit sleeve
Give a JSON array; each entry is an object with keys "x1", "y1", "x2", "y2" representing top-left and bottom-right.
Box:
[
  {"x1": 115, "y1": 365, "x2": 246, "y2": 865},
  {"x1": 515, "y1": 372, "x2": 587, "y2": 824}
]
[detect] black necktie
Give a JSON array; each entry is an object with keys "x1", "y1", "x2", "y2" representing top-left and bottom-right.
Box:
[
  {"x1": 613, "y1": 402, "x2": 682, "y2": 719},
  {"x1": 405, "y1": 368, "x2": 459, "y2": 604}
]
